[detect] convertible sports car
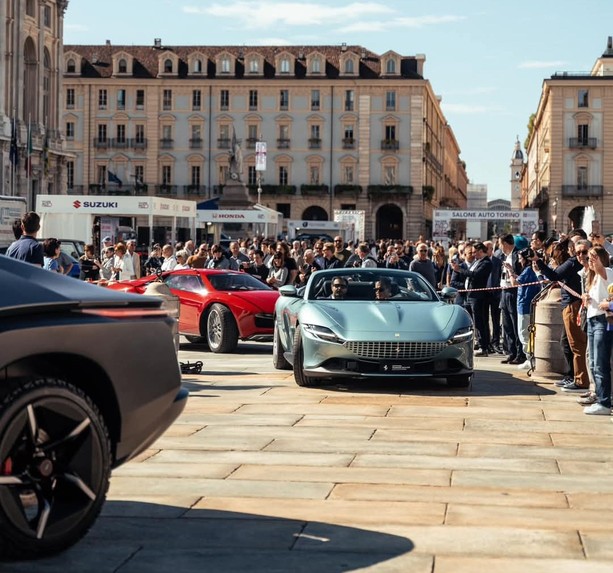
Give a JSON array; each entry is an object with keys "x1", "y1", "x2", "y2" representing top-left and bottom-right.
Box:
[
  {"x1": 0, "y1": 256, "x2": 187, "y2": 558},
  {"x1": 107, "y1": 269, "x2": 278, "y2": 353},
  {"x1": 273, "y1": 268, "x2": 474, "y2": 387}
]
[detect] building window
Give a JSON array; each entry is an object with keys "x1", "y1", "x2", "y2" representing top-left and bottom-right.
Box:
[
  {"x1": 194, "y1": 59, "x2": 202, "y2": 73},
  {"x1": 162, "y1": 165, "x2": 172, "y2": 185},
  {"x1": 249, "y1": 58, "x2": 259, "y2": 73},
  {"x1": 248, "y1": 165, "x2": 257, "y2": 186},
  {"x1": 116, "y1": 124, "x2": 126, "y2": 143},
  {"x1": 192, "y1": 89, "x2": 201, "y2": 110},
  {"x1": 67, "y1": 59, "x2": 76, "y2": 73},
  {"x1": 98, "y1": 89, "x2": 107, "y2": 110},
  {"x1": 344, "y1": 165, "x2": 354, "y2": 184},
  {"x1": 66, "y1": 88, "x2": 75, "y2": 108},
  {"x1": 26, "y1": 0, "x2": 36, "y2": 17},
  {"x1": 134, "y1": 165, "x2": 144, "y2": 185},
  {"x1": 385, "y1": 91, "x2": 396, "y2": 111},
  {"x1": 279, "y1": 165, "x2": 288, "y2": 186},
  {"x1": 312, "y1": 57, "x2": 321, "y2": 74},
  {"x1": 191, "y1": 165, "x2": 201, "y2": 186},
  {"x1": 43, "y1": 5, "x2": 51, "y2": 27},
  {"x1": 249, "y1": 90, "x2": 258, "y2": 110},
  {"x1": 280, "y1": 58, "x2": 290, "y2": 73},
  {"x1": 66, "y1": 161, "x2": 74, "y2": 189},
  {"x1": 164, "y1": 59, "x2": 173, "y2": 73},
  {"x1": 577, "y1": 124, "x2": 588, "y2": 145},
  {"x1": 385, "y1": 125, "x2": 396, "y2": 141},
  {"x1": 118, "y1": 59, "x2": 127, "y2": 73},
  {"x1": 386, "y1": 59, "x2": 396, "y2": 74},
  {"x1": 578, "y1": 89, "x2": 589, "y2": 108},
  {"x1": 163, "y1": 89, "x2": 172, "y2": 110},
  {"x1": 220, "y1": 89, "x2": 229, "y2": 110},
  {"x1": 162, "y1": 125, "x2": 172, "y2": 140},
  {"x1": 309, "y1": 124, "x2": 321, "y2": 148},
  {"x1": 344, "y1": 59, "x2": 354, "y2": 74},
  {"x1": 65, "y1": 122, "x2": 74, "y2": 140},
  {"x1": 136, "y1": 89, "x2": 145, "y2": 109},
  {"x1": 117, "y1": 89, "x2": 126, "y2": 110},
  {"x1": 97, "y1": 124, "x2": 107, "y2": 142},
  {"x1": 97, "y1": 165, "x2": 107, "y2": 186},
  {"x1": 345, "y1": 90, "x2": 354, "y2": 111},
  {"x1": 280, "y1": 89, "x2": 289, "y2": 110},
  {"x1": 577, "y1": 166, "x2": 588, "y2": 189},
  {"x1": 278, "y1": 124, "x2": 290, "y2": 147},
  {"x1": 135, "y1": 124, "x2": 145, "y2": 143},
  {"x1": 311, "y1": 89, "x2": 320, "y2": 110},
  {"x1": 310, "y1": 166, "x2": 320, "y2": 185},
  {"x1": 220, "y1": 56, "x2": 231, "y2": 73}
]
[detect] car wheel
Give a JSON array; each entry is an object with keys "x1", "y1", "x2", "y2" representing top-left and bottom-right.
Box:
[
  {"x1": 292, "y1": 328, "x2": 318, "y2": 387},
  {"x1": 185, "y1": 335, "x2": 206, "y2": 344},
  {"x1": 0, "y1": 378, "x2": 111, "y2": 559},
  {"x1": 272, "y1": 324, "x2": 291, "y2": 370},
  {"x1": 206, "y1": 303, "x2": 239, "y2": 353},
  {"x1": 447, "y1": 374, "x2": 472, "y2": 388}
]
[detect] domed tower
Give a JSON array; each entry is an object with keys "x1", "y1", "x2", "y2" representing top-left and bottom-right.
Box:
[{"x1": 510, "y1": 137, "x2": 524, "y2": 209}]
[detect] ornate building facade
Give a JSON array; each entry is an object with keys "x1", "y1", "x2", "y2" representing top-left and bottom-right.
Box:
[
  {"x1": 60, "y1": 42, "x2": 468, "y2": 240},
  {"x1": 0, "y1": 0, "x2": 69, "y2": 206},
  {"x1": 523, "y1": 37, "x2": 613, "y2": 235}
]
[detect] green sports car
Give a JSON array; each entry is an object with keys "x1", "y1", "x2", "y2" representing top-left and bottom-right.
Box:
[{"x1": 273, "y1": 268, "x2": 474, "y2": 387}]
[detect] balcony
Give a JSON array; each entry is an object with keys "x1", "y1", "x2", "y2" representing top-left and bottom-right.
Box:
[
  {"x1": 367, "y1": 185, "x2": 413, "y2": 198},
  {"x1": 259, "y1": 184, "x2": 296, "y2": 195},
  {"x1": 156, "y1": 184, "x2": 178, "y2": 196},
  {"x1": 381, "y1": 139, "x2": 399, "y2": 151},
  {"x1": 300, "y1": 184, "x2": 329, "y2": 195},
  {"x1": 561, "y1": 185, "x2": 603, "y2": 197},
  {"x1": 342, "y1": 137, "x2": 355, "y2": 149},
  {"x1": 93, "y1": 137, "x2": 109, "y2": 149},
  {"x1": 277, "y1": 138, "x2": 291, "y2": 149},
  {"x1": 189, "y1": 138, "x2": 203, "y2": 149},
  {"x1": 218, "y1": 138, "x2": 231, "y2": 149},
  {"x1": 159, "y1": 138, "x2": 174, "y2": 149},
  {"x1": 131, "y1": 138, "x2": 148, "y2": 150},
  {"x1": 334, "y1": 184, "x2": 362, "y2": 195},
  {"x1": 111, "y1": 138, "x2": 128, "y2": 148},
  {"x1": 184, "y1": 185, "x2": 207, "y2": 196},
  {"x1": 308, "y1": 138, "x2": 322, "y2": 149},
  {"x1": 568, "y1": 137, "x2": 597, "y2": 149}
]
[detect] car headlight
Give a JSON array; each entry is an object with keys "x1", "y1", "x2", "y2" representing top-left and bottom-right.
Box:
[
  {"x1": 449, "y1": 326, "x2": 473, "y2": 344},
  {"x1": 303, "y1": 324, "x2": 345, "y2": 344}
]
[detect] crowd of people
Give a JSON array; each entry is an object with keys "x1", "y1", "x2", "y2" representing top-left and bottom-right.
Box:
[{"x1": 5, "y1": 210, "x2": 613, "y2": 418}]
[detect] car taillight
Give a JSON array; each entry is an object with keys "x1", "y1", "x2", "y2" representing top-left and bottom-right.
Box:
[{"x1": 75, "y1": 308, "x2": 171, "y2": 318}]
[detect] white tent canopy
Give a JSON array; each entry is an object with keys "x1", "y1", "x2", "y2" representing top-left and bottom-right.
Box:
[{"x1": 196, "y1": 204, "x2": 282, "y2": 238}]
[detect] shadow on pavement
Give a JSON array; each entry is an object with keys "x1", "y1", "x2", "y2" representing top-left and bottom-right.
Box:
[{"x1": 11, "y1": 502, "x2": 415, "y2": 573}]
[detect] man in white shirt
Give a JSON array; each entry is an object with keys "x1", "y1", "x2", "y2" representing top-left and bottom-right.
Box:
[
  {"x1": 161, "y1": 244, "x2": 177, "y2": 271},
  {"x1": 124, "y1": 239, "x2": 140, "y2": 279}
]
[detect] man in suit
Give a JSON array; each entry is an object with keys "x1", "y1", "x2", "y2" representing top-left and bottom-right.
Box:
[
  {"x1": 451, "y1": 242, "x2": 492, "y2": 356},
  {"x1": 484, "y1": 240, "x2": 503, "y2": 354},
  {"x1": 497, "y1": 234, "x2": 526, "y2": 364}
]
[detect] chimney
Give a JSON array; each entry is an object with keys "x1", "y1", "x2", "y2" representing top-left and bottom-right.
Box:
[
  {"x1": 154, "y1": 38, "x2": 162, "y2": 49},
  {"x1": 105, "y1": 39, "x2": 111, "y2": 46},
  {"x1": 609, "y1": 36, "x2": 612, "y2": 50},
  {"x1": 341, "y1": 42, "x2": 347, "y2": 52}
]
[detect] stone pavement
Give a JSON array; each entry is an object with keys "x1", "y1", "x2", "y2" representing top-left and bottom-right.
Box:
[{"x1": 10, "y1": 343, "x2": 613, "y2": 573}]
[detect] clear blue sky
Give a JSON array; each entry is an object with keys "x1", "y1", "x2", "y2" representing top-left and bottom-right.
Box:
[{"x1": 64, "y1": 0, "x2": 613, "y2": 200}]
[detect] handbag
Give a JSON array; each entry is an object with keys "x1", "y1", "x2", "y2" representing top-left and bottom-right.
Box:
[{"x1": 577, "y1": 303, "x2": 588, "y2": 332}]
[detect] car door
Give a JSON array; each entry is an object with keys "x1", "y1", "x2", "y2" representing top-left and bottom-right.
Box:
[{"x1": 163, "y1": 272, "x2": 205, "y2": 334}]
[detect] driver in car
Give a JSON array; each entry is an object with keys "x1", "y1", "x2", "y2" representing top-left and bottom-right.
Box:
[
  {"x1": 374, "y1": 277, "x2": 392, "y2": 300},
  {"x1": 330, "y1": 277, "x2": 348, "y2": 299}
]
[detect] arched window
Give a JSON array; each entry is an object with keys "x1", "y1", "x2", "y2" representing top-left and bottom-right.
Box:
[
  {"x1": 344, "y1": 59, "x2": 354, "y2": 74},
  {"x1": 118, "y1": 59, "x2": 127, "y2": 73},
  {"x1": 67, "y1": 59, "x2": 76, "y2": 73},
  {"x1": 386, "y1": 59, "x2": 396, "y2": 74},
  {"x1": 164, "y1": 59, "x2": 173, "y2": 73}
]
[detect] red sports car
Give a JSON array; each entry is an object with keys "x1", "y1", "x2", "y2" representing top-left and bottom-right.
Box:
[{"x1": 107, "y1": 269, "x2": 278, "y2": 353}]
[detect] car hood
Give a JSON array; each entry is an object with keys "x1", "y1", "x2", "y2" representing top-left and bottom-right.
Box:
[
  {"x1": 0, "y1": 256, "x2": 160, "y2": 314},
  {"x1": 311, "y1": 301, "x2": 462, "y2": 339}
]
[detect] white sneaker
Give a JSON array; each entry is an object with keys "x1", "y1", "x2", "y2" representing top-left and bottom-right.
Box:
[
  {"x1": 516, "y1": 360, "x2": 531, "y2": 370},
  {"x1": 583, "y1": 403, "x2": 612, "y2": 415}
]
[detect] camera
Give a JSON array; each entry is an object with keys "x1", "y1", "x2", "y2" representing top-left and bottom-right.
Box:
[{"x1": 519, "y1": 247, "x2": 535, "y2": 260}]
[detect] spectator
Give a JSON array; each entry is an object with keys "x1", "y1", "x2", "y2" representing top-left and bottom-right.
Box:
[
  {"x1": 187, "y1": 244, "x2": 209, "y2": 268},
  {"x1": 144, "y1": 244, "x2": 163, "y2": 275},
  {"x1": 79, "y1": 244, "x2": 102, "y2": 281},
  {"x1": 329, "y1": 276, "x2": 348, "y2": 299},
  {"x1": 174, "y1": 250, "x2": 190, "y2": 269},
  {"x1": 333, "y1": 236, "x2": 352, "y2": 265},
  {"x1": 485, "y1": 239, "x2": 503, "y2": 354},
  {"x1": 295, "y1": 249, "x2": 320, "y2": 287},
  {"x1": 275, "y1": 241, "x2": 299, "y2": 284},
  {"x1": 244, "y1": 249, "x2": 269, "y2": 283},
  {"x1": 161, "y1": 244, "x2": 177, "y2": 271},
  {"x1": 42, "y1": 238, "x2": 62, "y2": 272},
  {"x1": 207, "y1": 245, "x2": 230, "y2": 269},
  {"x1": 321, "y1": 242, "x2": 341, "y2": 270},
  {"x1": 5, "y1": 211, "x2": 44, "y2": 266},
  {"x1": 357, "y1": 243, "x2": 378, "y2": 268},
  {"x1": 228, "y1": 241, "x2": 250, "y2": 271},
  {"x1": 125, "y1": 239, "x2": 141, "y2": 279},
  {"x1": 111, "y1": 243, "x2": 127, "y2": 280},
  {"x1": 409, "y1": 243, "x2": 437, "y2": 289},
  {"x1": 266, "y1": 252, "x2": 288, "y2": 289},
  {"x1": 100, "y1": 246, "x2": 115, "y2": 280}
]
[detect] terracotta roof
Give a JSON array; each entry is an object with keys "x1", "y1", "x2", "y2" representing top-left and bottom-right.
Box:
[{"x1": 63, "y1": 44, "x2": 423, "y2": 80}]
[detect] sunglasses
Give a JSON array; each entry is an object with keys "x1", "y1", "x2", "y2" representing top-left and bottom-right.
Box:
[
  {"x1": 576, "y1": 250, "x2": 588, "y2": 255},
  {"x1": 374, "y1": 287, "x2": 387, "y2": 292},
  {"x1": 332, "y1": 284, "x2": 347, "y2": 288}
]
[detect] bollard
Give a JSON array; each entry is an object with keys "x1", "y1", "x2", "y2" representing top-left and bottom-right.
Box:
[
  {"x1": 533, "y1": 285, "x2": 566, "y2": 378},
  {"x1": 143, "y1": 281, "x2": 181, "y2": 354}
]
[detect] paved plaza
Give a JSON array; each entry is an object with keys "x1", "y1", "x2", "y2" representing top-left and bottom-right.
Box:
[{"x1": 9, "y1": 341, "x2": 613, "y2": 572}]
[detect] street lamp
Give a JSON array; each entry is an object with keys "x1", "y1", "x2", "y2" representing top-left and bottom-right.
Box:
[{"x1": 551, "y1": 198, "x2": 558, "y2": 236}]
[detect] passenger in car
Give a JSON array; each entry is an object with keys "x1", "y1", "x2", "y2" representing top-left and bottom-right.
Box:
[{"x1": 374, "y1": 277, "x2": 392, "y2": 300}]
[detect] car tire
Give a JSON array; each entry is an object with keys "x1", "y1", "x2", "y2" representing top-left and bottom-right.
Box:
[
  {"x1": 272, "y1": 324, "x2": 292, "y2": 370},
  {"x1": 185, "y1": 335, "x2": 207, "y2": 344},
  {"x1": 447, "y1": 374, "x2": 472, "y2": 388},
  {"x1": 206, "y1": 303, "x2": 239, "y2": 353},
  {"x1": 0, "y1": 378, "x2": 111, "y2": 559},
  {"x1": 292, "y1": 328, "x2": 318, "y2": 387}
]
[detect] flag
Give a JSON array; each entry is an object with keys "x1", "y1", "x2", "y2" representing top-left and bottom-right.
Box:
[
  {"x1": 108, "y1": 170, "x2": 123, "y2": 187},
  {"x1": 24, "y1": 120, "x2": 33, "y2": 175},
  {"x1": 9, "y1": 116, "x2": 19, "y2": 167}
]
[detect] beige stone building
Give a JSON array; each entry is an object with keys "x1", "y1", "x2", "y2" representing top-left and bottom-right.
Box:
[
  {"x1": 60, "y1": 41, "x2": 468, "y2": 240},
  {"x1": 0, "y1": 0, "x2": 69, "y2": 205},
  {"x1": 523, "y1": 38, "x2": 613, "y2": 235}
]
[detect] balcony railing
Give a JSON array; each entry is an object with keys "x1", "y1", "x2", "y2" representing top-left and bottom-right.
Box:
[
  {"x1": 367, "y1": 185, "x2": 413, "y2": 197},
  {"x1": 218, "y1": 138, "x2": 231, "y2": 149},
  {"x1": 159, "y1": 138, "x2": 174, "y2": 149},
  {"x1": 189, "y1": 138, "x2": 203, "y2": 149},
  {"x1": 561, "y1": 185, "x2": 603, "y2": 197},
  {"x1": 156, "y1": 184, "x2": 178, "y2": 195},
  {"x1": 259, "y1": 184, "x2": 296, "y2": 195},
  {"x1": 381, "y1": 139, "x2": 399, "y2": 151},
  {"x1": 342, "y1": 137, "x2": 355, "y2": 149},
  {"x1": 132, "y1": 138, "x2": 148, "y2": 150},
  {"x1": 308, "y1": 138, "x2": 322, "y2": 149},
  {"x1": 277, "y1": 138, "x2": 291, "y2": 149},
  {"x1": 110, "y1": 138, "x2": 128, "y2": 148},
  {"x1": 568, "y1": 137, "x2": 597, "y2": 149},
  {"x1": 334, "y1": 184, "x2": 362, "y2": 195},
  {"x1": 184, "y1": 185, "x2": 207, "y2": 196},
  {"x1": 93, "y1": 138, "x2": 110, "y2": 148},
  {"x1": 300, "y1": 184, "x2": 329, "y2": 195}
]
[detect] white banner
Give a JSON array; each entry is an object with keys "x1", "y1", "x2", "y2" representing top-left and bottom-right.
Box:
[
  {"x1": 255, "y1": 142, "x2": 267, "y2": 172},
  {"x1": 432, "y1": 209, "x2": 539, "y2": 237}
]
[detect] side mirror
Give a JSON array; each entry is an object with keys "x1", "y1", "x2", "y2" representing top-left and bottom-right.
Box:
[
  {"x1": 278, "y1": 285, "x2": 300, "y2": 298},
  {"x1": 439, "y1": 286, "x2": 458, "y2": 300}
]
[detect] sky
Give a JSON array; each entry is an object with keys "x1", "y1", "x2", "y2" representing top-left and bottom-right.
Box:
[{"x1": 64, "y1": 0, "x2": 613, "y2": 200}]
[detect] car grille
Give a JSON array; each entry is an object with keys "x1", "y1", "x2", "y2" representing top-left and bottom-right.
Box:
[{"x1": 344, "y1": 341, "x2": 447, "y2": 360}]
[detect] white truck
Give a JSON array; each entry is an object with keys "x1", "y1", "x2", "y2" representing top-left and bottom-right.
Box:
[{"x1": 0, "y1": 196, "x2": 27, "y2": 253}]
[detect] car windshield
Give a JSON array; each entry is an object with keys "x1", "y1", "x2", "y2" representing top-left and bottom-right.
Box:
[
  {"x1": 208, "y1": 272, "x2": 274, "y2": 291},
  {"x1": 307, "y1": 270, "x2": 436, "y2": 302}
]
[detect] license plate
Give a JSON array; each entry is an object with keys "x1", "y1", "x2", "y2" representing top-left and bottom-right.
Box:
[{"x1": 380, "y1": 363, "x2": 412, "y2": 373}]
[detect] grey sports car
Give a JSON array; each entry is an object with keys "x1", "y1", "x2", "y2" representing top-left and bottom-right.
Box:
[{"x1": 273, "y1": 268, "x2": 474, "y2": 387}]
